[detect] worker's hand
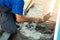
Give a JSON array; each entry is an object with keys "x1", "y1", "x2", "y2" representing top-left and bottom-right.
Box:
[{"x1": 44, "y1": 13, "x2": 51, "y2": 22}]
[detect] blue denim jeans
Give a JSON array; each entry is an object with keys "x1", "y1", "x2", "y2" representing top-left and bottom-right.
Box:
[{"x1": 0, "y1": 12, "x2": 17, "y2": 34}]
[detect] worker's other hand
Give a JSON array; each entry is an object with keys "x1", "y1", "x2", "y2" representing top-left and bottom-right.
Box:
[{"x1": 44, "y1": 13, "x2": 51, "y2": 22}]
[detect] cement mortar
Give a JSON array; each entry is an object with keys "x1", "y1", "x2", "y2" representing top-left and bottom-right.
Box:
[{"x1": 16, "y1": 21, "x2": 55, "y2": 40}]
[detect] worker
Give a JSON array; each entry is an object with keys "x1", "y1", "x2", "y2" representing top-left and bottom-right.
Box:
[{"x1": 0, "y1": 0, "x2": 42, "y2": 37}]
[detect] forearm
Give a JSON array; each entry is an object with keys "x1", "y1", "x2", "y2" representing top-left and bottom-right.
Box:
[
  {"x1": 16, "y1": 14, "x2": 42, "y2": 23},
  {"x1": 16, "y1": 14, "x2": 32, "y2": 22}
]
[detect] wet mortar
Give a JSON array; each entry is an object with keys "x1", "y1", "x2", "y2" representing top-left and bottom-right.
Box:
[{"x1": 9, "y1": 21, "x2": 55, "y2": 40}]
